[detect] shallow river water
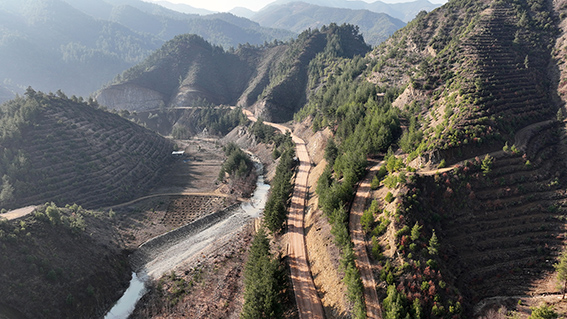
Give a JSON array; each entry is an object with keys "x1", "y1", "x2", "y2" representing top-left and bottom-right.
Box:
[{"x1": 104, "y1": 162, "x2": 270, "y2": 318}]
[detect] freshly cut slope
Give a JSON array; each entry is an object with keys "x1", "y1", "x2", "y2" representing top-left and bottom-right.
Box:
[{"x1": 0, "y1": 89, "x2": 173, "y2": 210}]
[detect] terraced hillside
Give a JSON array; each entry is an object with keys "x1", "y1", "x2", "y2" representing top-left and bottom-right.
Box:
[
  {"x1": 282, "y1": 0, "x2": 567, "y2": 317},
  {"x1": 395, "y1": 120, "x2": 565, "y2": 312},
  {"x1": 0, "y1": 89, "x2": 173, "y2": 210},
  {"x1": 362, "y1": 0, "x2": 556, "y2": 164},
  {"x1": 344, "y1": 0, "x2": 566, "y2": 316}
]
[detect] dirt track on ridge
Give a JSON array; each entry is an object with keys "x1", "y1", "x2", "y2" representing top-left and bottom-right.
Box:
[{"x1": 350, "y1": 161, "x2": 383, "y2": 318}]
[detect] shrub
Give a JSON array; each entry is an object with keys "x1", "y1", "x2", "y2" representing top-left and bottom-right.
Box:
[
  {"x1": 46, "y1": 205, "x2": 61, "y2": 225},
  {"x1": 529, "y1": 304, "x2": 558, "y2": 319},
  {"x1": 481, "y1": 154, "x2": 493, "y2": 175},
  {"x1": 385, "y1": 192, "x2": 394, "y2": 203},
  {"x1": 361, "y1": 208, "x2": 374, "y2": 233}
]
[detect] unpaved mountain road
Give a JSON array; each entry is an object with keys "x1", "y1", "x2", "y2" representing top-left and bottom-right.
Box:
[
  {"x1": 243, "y1": 110, "x2": 325, "y2": 319},
  {"x1": 418, "y1": 119, "x2": 556, "y2": 176},
  {"x1": 350, "y1": 160, "x2": 383, "y2": 319},
  {"x1": 0, "y1": 206, "x2": 37, "y2": 221}
]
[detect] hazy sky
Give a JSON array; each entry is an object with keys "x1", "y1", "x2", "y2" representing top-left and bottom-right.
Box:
[{"x1": 167, "y1": 0, "x2": 449, "y2": 12}]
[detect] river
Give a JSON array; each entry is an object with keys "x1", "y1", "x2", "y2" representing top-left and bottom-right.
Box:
[{"x1": 104, "y1": 161, "x2": 270, "y2": 318}]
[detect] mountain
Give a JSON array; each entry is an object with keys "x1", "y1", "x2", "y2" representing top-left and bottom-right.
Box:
[
  {"x1": 146, "y1": 0, "x2": 215, "y2": 15},
  {"x1": 292, "y1": 0, "x2": 567, "y2": 316},
  {"x1": 0, "y1": 0, "x2": 294, "y2": 103},
  {"x1": 97, "y1": 24, "x2": 371, "y2": 122},
  {"x1": 267, "y1": 0, "x2": 441, "y2": 22},
  {"x1": 251, "y1": 2, "x2": 406, "y2": 46},
  {"x1": 0, "y1": 202, "x2": 130, "y2": 319},
  {"x1": 0, "y1": 89, "x2": 173, "y2": 210},
  {"x1": 230, "y1": 6, "x2": 257, "y2": 19}
]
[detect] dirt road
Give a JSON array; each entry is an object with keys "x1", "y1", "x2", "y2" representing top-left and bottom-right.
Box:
[
  {"x1": 350, "y1": 161, "x2": 383, "y2": 319},
  {"x1": 418, "y1": 120, "x2": 556, "y2": 176},
  {"x1": 243, "y1": 110, "x2": 325, "y2": 319},
  {"x1": 0, "y1": 206, "x2": 37, "y2": 221},
  {"x1": 104, "y1": 191, "x2": 239, "y2": 210}
]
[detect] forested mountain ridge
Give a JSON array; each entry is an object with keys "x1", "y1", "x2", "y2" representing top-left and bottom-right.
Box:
[
  {"x1": 97, "y1": 24, "x2": 371, "y2": 122},
  {"x1": 368, "y1": 0, "x2": 556, "y2": 162},
  {"x1": 288, "y1": 0, "x2": 567, "y2": 317},
  {"x1": 0, "y1": 89, "x2": 173, "y2": 210},
  {"x1": 0, "y1": 0, "x2": 294, "y2": 103},
  {"x1": 251, "y1": 2, "x2": 406, "y2": 46}
]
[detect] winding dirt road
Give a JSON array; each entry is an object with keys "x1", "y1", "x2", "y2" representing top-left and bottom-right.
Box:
[
  {"x1": 243, "y1": 110, "x2": 325, "y2": 319},
  {"x1": 350, "y1": 160, "x2": 383, "y2": 319},
  {"x1": 418, "y1": 120, "x2": 556, "y2": 176}
]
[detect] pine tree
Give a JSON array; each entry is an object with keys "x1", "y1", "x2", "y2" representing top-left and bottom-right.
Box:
[
  {"x1": 554, "y1": 249, "x2": 567, "y2": 299},
  {"x1": 428, "y1": 230, "x2": 439, "y2": 256},
  {"x1": 241, "y1": 228, "x2": 283, "y2": 319},
  {"x1": 411, "y1": 222, "x2": 422, "y2": 242}
]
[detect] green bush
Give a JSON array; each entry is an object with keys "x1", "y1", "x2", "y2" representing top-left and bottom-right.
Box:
[
  {"x1": 385, "y1": 191, "x2": 394, "y2": 203},
  {"x1": 528, "y1": 304, "x2": 558, "y2": 319}
]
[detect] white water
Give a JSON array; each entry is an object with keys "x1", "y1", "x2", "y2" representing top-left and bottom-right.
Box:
[{"x1": 104, "y1": 162, "x2": 269, "y2": 318}]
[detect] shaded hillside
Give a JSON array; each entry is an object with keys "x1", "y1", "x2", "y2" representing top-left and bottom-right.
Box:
[
  {"x1": 97, "y1": 24, "x2": 371, "y2": 122},
  {"x1": 0, "y1": 0, "x2": 293, "y2": 102},
  {"x1": 251, "y1": 2, "x2": 406, "y2": 46},
  {"x1": 0, "y1": 203, "x2": 129, "y2": 319},
  {"x1": 0, "y1": 89, "x2": 173, "y2": 210}
]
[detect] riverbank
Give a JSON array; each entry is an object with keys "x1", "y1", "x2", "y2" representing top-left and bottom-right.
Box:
[{"x1": 105, "y1": 127, "x2": 276, "y2": 318}]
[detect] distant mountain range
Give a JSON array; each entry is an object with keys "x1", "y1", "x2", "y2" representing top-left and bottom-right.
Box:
[
  {"x1": 146, "y1": 0, "x2": 215, "y2": 15},
  {"x1": 155, "y1": 0, "x2": 441, "y2": 22},
  {"x1": 252, "y1": 2, "x2": 406, "y2": 45},
  {"x1": 264, "y1": 0, "x2": 441, "y2": 22},
  {"x1": 0, "y1": 0, "x2": 435, "y2": 104},
  {"x1": 0, "y1": 0, "x2": 294, "y2": 102}
]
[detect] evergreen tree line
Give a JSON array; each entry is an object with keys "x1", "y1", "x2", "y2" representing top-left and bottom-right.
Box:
[
  {"x1": 218, "y1": 143, "x2": 254, "y2": 180},
  {"x1": 240, "y1": 228, "x2": 287, "y2": 318},
  {"x1": 263, "y1": 147, "x2": 296, "y2": 233},
  {"x1": 197, "y1": 106, "x2": 248, "y2": 136},
  {"x1": 240, "y1": 121, "x2": 296, "y2": 318}
]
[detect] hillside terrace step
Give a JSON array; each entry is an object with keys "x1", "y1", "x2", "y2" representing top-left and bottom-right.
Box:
[{"x1": 448, "y1": 214, "x2": 562, "y2": 239}]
